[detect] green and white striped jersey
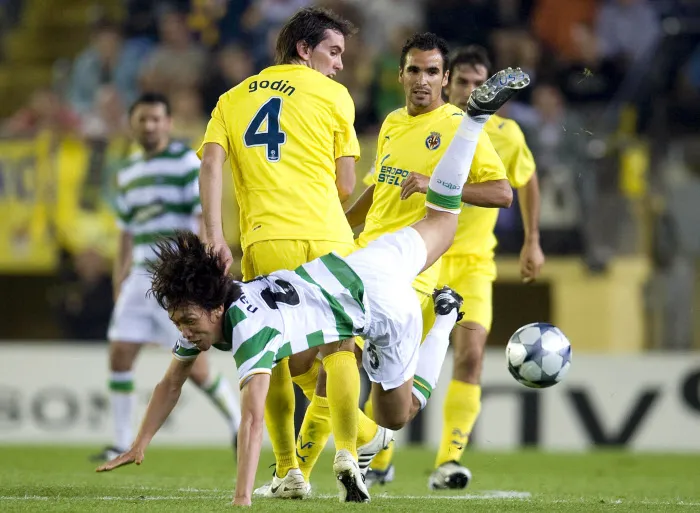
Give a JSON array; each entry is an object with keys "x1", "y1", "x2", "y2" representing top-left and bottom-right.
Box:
[
  {"x1": 115, "y1": 141, "x2": 202, "y2": 267},
  {"x1": 173, "y1": 253, "x2": 367, "y2": 387}
]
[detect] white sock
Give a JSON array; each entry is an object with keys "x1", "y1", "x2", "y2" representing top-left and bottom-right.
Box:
[
  {"x1": 200, "y1": 373, "x2": 241, "y2": 434},
  {"x1": 426, "y1": 114, "x2": 490, "y2": 213},
  {"x1": 412, "y1": 309, "x2": 458, "y2": 410},
  {"x1": 110, "y1": 371, "x2": 135, "y2": 451}
]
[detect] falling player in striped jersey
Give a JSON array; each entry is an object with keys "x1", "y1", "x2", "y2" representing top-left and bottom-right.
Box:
[
  {"x1": 93, "y1": 93, "x2": 240, "y2": 463},
  {"x1": 95, "y1": 68, "x2": 530, "y2": 506}
]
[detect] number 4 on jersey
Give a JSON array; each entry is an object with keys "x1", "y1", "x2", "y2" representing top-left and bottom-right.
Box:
[{"x1": 244, "y1": 97, "x2": 286, "y2": 162}]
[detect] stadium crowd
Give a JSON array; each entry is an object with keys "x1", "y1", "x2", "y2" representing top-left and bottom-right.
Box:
[{"x1": 0, "y1": 0, "x2": 699, "y2": 347}]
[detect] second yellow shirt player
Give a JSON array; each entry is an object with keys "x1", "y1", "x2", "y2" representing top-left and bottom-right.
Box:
[{"x1": 358, "y1": 102, "x2": 506, "y2": 333}]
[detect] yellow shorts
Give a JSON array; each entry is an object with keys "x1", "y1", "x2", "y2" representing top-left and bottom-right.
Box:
[
  {"x1": 241, "y1": 239, "x2": 356, "y2": 280},
  {"x1": 438, "y1": 255, "x2": 496, "y2": 332}
]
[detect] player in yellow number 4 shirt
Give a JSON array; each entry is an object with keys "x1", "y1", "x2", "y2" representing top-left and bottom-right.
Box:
[
  {"x1": 293, "y1": 33, "x2": 511, "y2": 483},
  {"x1": 196, "y1": 7, "x2": 385, "y2": 500}
]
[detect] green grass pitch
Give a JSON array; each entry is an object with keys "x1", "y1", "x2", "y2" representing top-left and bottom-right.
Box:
[{"x1": 1, "y1": 446, "x2": 699, "y2": 511}]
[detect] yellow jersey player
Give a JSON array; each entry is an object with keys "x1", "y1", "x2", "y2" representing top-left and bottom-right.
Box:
[
  {"x1": 294, "y1": 33, "x2": 511, "y2": 482},
  {"x1": 196, "y1": 7, "x2": 376, "y2": 499}
]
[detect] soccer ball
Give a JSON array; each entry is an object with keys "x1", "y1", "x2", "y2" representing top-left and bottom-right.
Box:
[{"x1": 506, "y1": 322, "x2": 571, "y2": 388}]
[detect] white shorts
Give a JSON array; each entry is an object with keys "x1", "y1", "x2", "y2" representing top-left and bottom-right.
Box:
[
  {"x1": 346, "y1": 227, "x2": 427, "y2": 390},
  {"x1": 107, "y1": 270, "x2": 181, "y2": 348}
]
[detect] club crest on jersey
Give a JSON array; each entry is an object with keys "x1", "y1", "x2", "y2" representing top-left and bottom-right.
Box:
[{"x1": 425, "y1": 132, "x2": 441, "y2": 150}]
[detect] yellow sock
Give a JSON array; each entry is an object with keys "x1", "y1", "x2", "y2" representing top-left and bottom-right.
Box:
[
  {"x1": 323, "y1": 351, "x2": 359, "y2": 459},
  {"x1": 297, "y1": 395, "x2": 331, "y2": 481},
  {"x1": 357, "y1": 408, "x2": 378, "y2": 447},
  {"x1": 363, "y1": 397, "x2": 394, "y2": 471},
  {"x1": 297, "y1": 398, "x2": 378, "y2": 481},
  {"x1": 434, "y1": 380, "x2": 481, "y2": 468},
  {"x1": 291, "y1": 359, "x2": 320, "y2": 401},
  {"x1": 264, "y1": 358, "x2": 298, "y2": 476}
]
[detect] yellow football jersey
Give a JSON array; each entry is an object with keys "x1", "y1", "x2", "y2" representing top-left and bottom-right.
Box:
[
  {"x1": 445, "y1": 114, "x2": 536, "y2": 259},
  {"x1": 357, "y1": 103, "x2": 506, "y2": 294},
  {"x1": 198, "y1": 64, "x2": 360, "y2": 250}
]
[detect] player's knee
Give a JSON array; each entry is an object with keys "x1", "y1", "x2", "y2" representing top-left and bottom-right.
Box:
[
  {"x1": 373, "y1": 408, "x2": 409, "y2": 431},
  {"x1": 376, "y1": 414, "x2": 408, "y2": 432},
  {"x1": 109, "y1": 342, "x2": 137, "y2": 372}
]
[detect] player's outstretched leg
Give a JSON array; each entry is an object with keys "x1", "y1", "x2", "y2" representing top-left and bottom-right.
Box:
[{"x1": 414, "y1": 67, "x2": 530, "y2": 266}]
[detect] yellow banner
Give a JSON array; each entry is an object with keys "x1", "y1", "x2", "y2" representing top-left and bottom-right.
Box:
[{"x1": 0, "y1": 134, "x2": 58, "y2": 273}]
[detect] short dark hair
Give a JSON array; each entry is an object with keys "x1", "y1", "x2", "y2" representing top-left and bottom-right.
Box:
[
  {"x1": 129, "y1": 92, "x2": 171, "y2": 117},
  {"x1": 447, "y1": 45, "x2": 492, "y2": 81},
  {"x1": 399, "y1": 32, "x2": 450, "y2": 73},
  {"x1": 275, "y1": 7, "x2": 357, "y2": 65},
  {"x1": 148, "y1": 231, "x2": 241, "y2": 312}
]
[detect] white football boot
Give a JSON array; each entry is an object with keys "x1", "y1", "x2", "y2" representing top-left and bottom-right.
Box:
[
  {"x1": 428, "y1": 461, "x2": 472, "y2": 490},
  {"x1": 252, "y1": 467, "x2": 310, "y2": 499},
  {"x1": 333, "y1": 449, "x2": 370, "y2": 502}
]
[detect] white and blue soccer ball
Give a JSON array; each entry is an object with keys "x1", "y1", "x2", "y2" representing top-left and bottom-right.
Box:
[{"x1": 506, "y1": 322, "x2": 571, "y2": 388}]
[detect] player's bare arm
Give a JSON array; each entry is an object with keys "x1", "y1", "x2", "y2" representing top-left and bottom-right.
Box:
[
  {"x1": 199, "y1": 142, "x2": 233, "y2": 274},
  {"x1": 345, "y1": 184, "x2": 375, "y2": 229},
  {"x1": 233, "y1": 373, "x2": 271, "y2": 506},
  {"x1": 112, "y1": 230, "x2": 133, "y2": 301},
  {"x1": 400, "y1": 171, "x2": 512, "y2": 207},
  {"x1": 335, "y1": 156, "x2": 356, "y2": 203},
  {"x1": 95, "y1": 356, "x2": 194, "y2": 472},
  {"x1": 197, "y1": 215, "x2": 207, "y2": 245},
  {"x1": 517, "y1": 171, "x2": 544, "y2": 282}
]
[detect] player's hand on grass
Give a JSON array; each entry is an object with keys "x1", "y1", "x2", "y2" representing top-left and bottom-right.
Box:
[
  {"x1": 520, "y1": 239, "x2": 544, "y2": 283},
  {"x1": 95, "y1": 447, "x2": 145, "y2": 472},
  {"x1": 210, "y1": 239, "x2": 234, "y2": 275},
  {"x1": 400, "y1": 172, "x2": 430, "y2": 200}
]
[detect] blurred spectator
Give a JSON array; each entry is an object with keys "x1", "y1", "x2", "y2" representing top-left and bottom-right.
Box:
[
  {"x1": 1, "y1": 87, "x2": 80, "y2": 137},
  {"x1": 518, "y1": 84, "x2": 590, "y2": 253},
  {"x1": 80, "y1": 85, "x2": 132, "y2": 211},
  {"x1": 202, "y1": 44, "x2": 255, "y2": 113},
  {"x1": 140, "y1": 9, "x2": 208, "y2": 95},
  {"x1": 532, "y1": 0, "x2": 598, "y2": 63},
  {"x1": 82, "y1": 85, "x2": 129, "y2": 142},
  {"x1": 67, "y1": 21, "x2": 143, "y2": 117},
  {"x1": 215, "y1": 0, "x2": 256, "y2": 46},
  {"x1": 342, "y1": 0, "x2": 424, "y2": 56},
  {"x1": 123, "y1": 0, "x2": 191, "y2": 41},
  {"x1": 596, "y1": 0, "x2": 662, "y2": 67},
  {"x1": 683, "y1": 44, "x2": 700, "y2": 95},
  {"x1": 53, "y1": 247, "x2": 113, "y2": 341},
  {"x1": 241, "y1": 0, "x2": 313, "y2": 67},
  {"x1": 424, "y1": 0, "x2": 499, "y2": 47},
  {"x1": 170, "y1": 87, "x2": 208, "y2": 147},
  {"x1": 369, "y1": 25, "x2": 416, "y2": 124}
]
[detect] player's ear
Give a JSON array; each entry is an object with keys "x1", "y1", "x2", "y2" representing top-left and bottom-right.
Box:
[
  {"x1": 296, "y1": 40, "x2": 311, "y2": 62},
  {"x1": 442, "y1": 70, "x2": 449, "y2": 88}
]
